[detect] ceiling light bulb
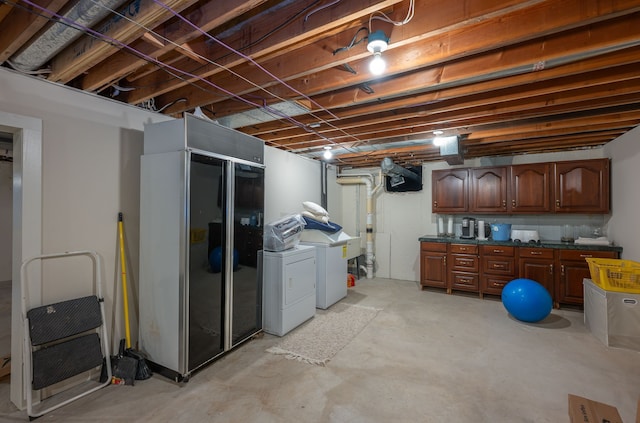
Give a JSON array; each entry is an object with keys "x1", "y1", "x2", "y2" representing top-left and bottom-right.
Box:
[
  {"x1": 323, "y1": 146, "x2": 333, "y2": 160},
  {"x1": 369, "y1": 52, "x2": 386, "y2": 75},
  {"x1": 433, "y1": 130, "x2": 444, "y2": 135}
]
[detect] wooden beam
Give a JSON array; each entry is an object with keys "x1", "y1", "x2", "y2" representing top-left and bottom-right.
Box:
[
  {"x1": 0, "y1": 3, "x2": 13, "y2": 22},
  {"x1": 242, "y1": 57, "x2": 640, "y2": 139},
  {"x1": 124, "y1": 0, "x2": 404, "y2": 105},
  {"x1": 155, "y1": 0, "x2": 537, "y2": 112},
  {"x1": 194, "y1": 8, "x2": 640, "y2": 132},
  {"x1": 257, "y1": 78, "x2": 640, "y2": 145},
  {"x1": 81, "y1": 0, "x2": 268, "y2": 91},
  {"x1": 171, "y1": 0, "x2": 640, "y2": 117}
]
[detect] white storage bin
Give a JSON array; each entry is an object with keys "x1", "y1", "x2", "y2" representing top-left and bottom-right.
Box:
[{"x1": 584, "y1": 278, "x2": 640, "y2": 352}]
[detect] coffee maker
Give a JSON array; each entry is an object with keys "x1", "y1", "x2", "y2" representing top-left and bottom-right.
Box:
[{"x1": 461, "y1": 217, "x2": 476, "y2": 239}]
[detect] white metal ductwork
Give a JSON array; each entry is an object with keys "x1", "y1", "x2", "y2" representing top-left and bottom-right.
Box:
[
  {"x1": 381, "y1": 157, "x2": 420, "y2": 186},
  {"x1": 9, "y1": 0, "x2": 127, "y2": 72},
  {"x1": 336, "y1": 172, "x2": 383, "y2": 279}
]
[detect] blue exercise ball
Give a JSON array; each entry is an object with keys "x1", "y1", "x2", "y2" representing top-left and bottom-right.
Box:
[
  {"x1": 209, "y1": 247, "x2": 239, "y2": 273},
  {"x1": 501, "y1": 278, "x2": 552, "y2": 323}
]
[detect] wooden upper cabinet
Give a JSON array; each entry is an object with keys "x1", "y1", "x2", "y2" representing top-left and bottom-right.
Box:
[
  {"x1": 470, "y1": 167, "x2": 508, "y2": 213},
  {"x1": 432, "y1": 159, "x2": 610, "y2": 214},
  {"x1": 510, "y1": 163, "x2": 551, "y2": 213},
  {"x1": 432, "y1": 169, "x2": 469, "y2": 213},
  {"x1": 554, "y1": 158, "x2": 610, "y2": 213}
]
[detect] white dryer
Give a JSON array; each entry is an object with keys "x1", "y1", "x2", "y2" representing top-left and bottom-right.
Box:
[{"x1": 262, "y1": 245, "x2": 317, "y2": 336}]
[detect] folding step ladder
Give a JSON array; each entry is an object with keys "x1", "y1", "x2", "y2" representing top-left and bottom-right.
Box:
[{"x1": 21, "y1": 250, "x2": 112, "y2": 420}]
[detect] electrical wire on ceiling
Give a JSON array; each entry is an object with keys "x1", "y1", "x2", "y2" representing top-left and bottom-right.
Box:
[
  {"x1": 103, "y1": 0, "x2": 325, "y2": 91},
  {"x1": 333, "y1": 27, "x2": 369, "y2": 55},
  {"x1": 150, "y1": 0, "x2": 339, "y2": 121},
  {"x1": 89, "y1": 0, "x2": 332, "y2": 118},
  {"x1": 369, "y1": 0, "x2": 415, "y2": 30},
  {"x1": 81, "y1": 0, "x2": 364, "y2": 152},
  {"x1": 4, "y1": 0, "x2": 370, "y2": 159},
  {"x1": 304, "y1": 0, "x2": 340, "y2": 22},
  {"x1": 9, "y1": 0, "x2": 367, "y2": 160},
  {"x1": 138, "y1": 0, "x2": 371, "y2": 153}
]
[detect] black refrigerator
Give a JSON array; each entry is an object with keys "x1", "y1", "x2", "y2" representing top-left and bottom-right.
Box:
[{"x1": 139, "y1": 114, "x2": 264, "y2": 381}]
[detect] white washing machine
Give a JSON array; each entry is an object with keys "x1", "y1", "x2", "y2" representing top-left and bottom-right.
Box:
[
  {"x1": 300, "y1": 239, "x2": 348, "y2": 309},
  {"x1": 262, "y1": 245, "x2": 317, "y2": 336}
]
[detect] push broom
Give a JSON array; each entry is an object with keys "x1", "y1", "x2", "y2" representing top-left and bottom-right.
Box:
[{"x1": 118, "y1": 212, "x2": 152, "y2": 381}]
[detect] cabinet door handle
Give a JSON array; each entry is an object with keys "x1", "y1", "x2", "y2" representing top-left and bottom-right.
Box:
[
  {"x1": 580, "y1": 254, "x2": 593, "y2": 258},
  {"x1": 556, "y1": 200, "x2": 560, "y2": 207},
  {"x1": 460, "y1": 247, "x2": 468, "y2": 251},
  {"x1": 549, "y1": 264, "x2": 553, "y2": 274},
  {"x1": 512, "y1": 200, "x2": 516, "y2": 207},
  {"x1": 493, "y1": 264, "x2": 506, "y2": 269},
  {"x1": 502, "y1": 200, "x2": 506, "y2": 208},
  {"x1": 493, "y1": 249, "x2": 504, "y2": 253},
  {"x1": 530, "y1": 251, "x2": 543, "y2": 255},
  {"x1": 433, "y1": 201, "x2": 438, "y2": 207},
  {"x1": 561, "y1": 264, "x2": 565, "y2": 276},
  {"x1": 443, "y1": 256, "x2": 447, "y2": 266}
]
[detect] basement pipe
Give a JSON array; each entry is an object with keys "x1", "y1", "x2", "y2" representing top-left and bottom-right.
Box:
[
  {"x1": 381, "y1": 157, "x2": 420, "y2": 183},
  {"x1": 336, "y1": 172, "x2": 383, "y2": 279},
  {"x1": 9, "y1": 0, "x2": 127, "y2": 72}
]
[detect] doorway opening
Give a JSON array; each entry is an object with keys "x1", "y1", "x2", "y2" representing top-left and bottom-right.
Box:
[{"x1": 0, "y1": 112, "x2": 42, "y2": 409}]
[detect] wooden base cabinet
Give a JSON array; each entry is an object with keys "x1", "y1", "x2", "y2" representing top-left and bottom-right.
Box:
[
  {"x1": 420, "y1": 242, "x2": 448, "y2": 290},
  {"x1": 448, "y1": 244, "x2": 479, "y2": 293},
  {"x1": 420, "y1": 240, "x2": 621, "y2": 308},
  {"x1": 480, "y1": 245, "x2": 515, "y2": 296},
  {"x1": 518, "y1": 248, "x2": 556, "y2": 301},
  {"x1": 556, "y1": 249, "x2": 618, "y2": 306}
]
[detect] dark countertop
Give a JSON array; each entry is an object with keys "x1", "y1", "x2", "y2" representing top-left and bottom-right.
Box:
[{"x1": 418, "y1": 235, "x2": 623, "y2": 252}]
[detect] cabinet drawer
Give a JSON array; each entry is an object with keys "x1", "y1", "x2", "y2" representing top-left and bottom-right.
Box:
[
  {"x1": 558, "y1": 249, "x2": 618, "y2": 261},
  {"x1": 451, "y1": 272, "x2": 479, "y2": 291},
  {"x1": 483, "y1": 258, "x2": 515, "y2": 275},
  {"x1": 518, "y1": 247, "x2": 554, "y2": 259},
  {"x1": 480, "y1": 245, "x2": 514, "y2": 257},
  {"x1": 482, "y1": 275, "x2": 512, "y2": 296},
  {"x1": 450, "y1": 255, "x2": 479, "y2": 272},
  {"x1": 450, "y1": 244, "x2": 478, "y2": 254},
  {"x1": 421, "y1": 242, "x2": 447, "y2": 252}
]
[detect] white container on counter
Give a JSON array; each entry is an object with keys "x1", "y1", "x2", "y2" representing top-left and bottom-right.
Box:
[{"x1": 478, "y1": 220, "x2": 485, "y2": 239}]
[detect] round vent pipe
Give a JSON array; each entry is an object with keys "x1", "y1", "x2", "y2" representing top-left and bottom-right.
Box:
[
  {"x1": 381, "y1": 157, "x2": 420, "y2": 183},
  {"x1": 9, "y1": 0, "x2": 127, "y2": 72}
]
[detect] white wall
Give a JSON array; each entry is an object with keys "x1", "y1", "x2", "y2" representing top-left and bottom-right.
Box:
[
  {"x1": 0, "y1": 68, "x2": 172, "y2": 353},
  {"x1": 264, "y1": 146, "x2": 321, "y2": 222},
  {"x1": 605, "y1": 125, "x2": 640, "y2": 260},
  {"x1": 0, "y1": 67, "x2": 323, "y2": 370},
  {"x1": 334, "y1": 148, "x2": 618, "y2": 282}
]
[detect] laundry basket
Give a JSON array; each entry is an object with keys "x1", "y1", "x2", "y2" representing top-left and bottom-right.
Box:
[{"x1": 586, "y1": 258, "x2": 640, "y2": 294}]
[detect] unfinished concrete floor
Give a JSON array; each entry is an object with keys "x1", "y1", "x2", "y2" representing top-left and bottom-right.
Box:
[{"x1": 1, "y1": 277, "x2": 639, "y2": 422}]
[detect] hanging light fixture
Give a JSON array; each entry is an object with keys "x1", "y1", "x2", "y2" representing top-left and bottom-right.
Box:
[
  {"x1": 367, "y1": 30, "x2": 389, "y2": 76},
  {"x1": 323, "y1": 146, "x2": 333, "y2": 160}
]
